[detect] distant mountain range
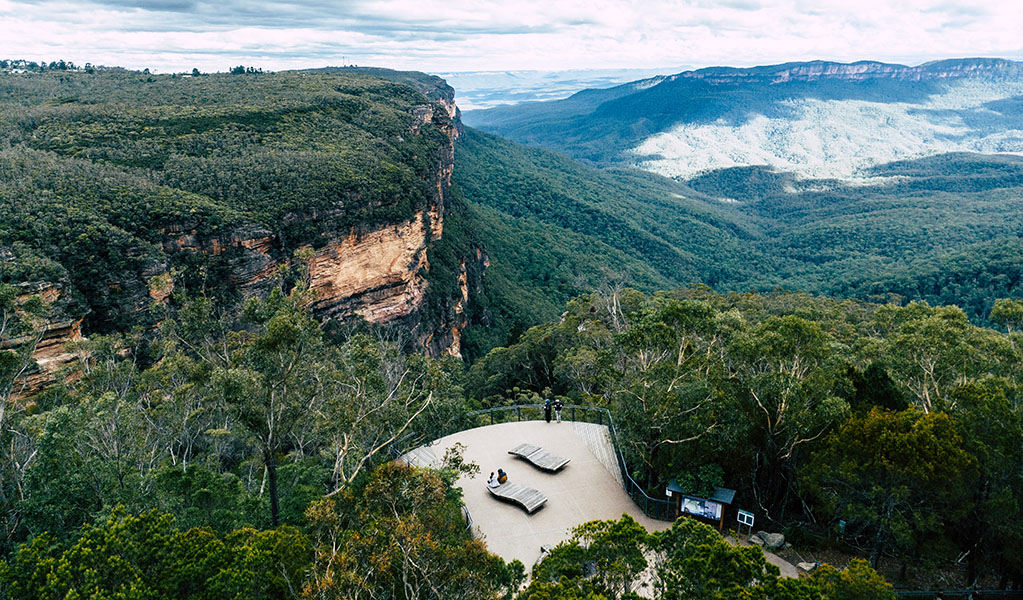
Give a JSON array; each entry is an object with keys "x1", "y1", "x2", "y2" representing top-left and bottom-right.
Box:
[
  {"x1": 463, "y1": 58, "x2": 1023, "y2": 179},
  {"x1": 433, "y1": 67, "x2": 686, "y2": 110}
]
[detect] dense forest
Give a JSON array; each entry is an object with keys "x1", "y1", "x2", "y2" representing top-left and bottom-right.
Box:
[
  {"x1": 467, "y1": 287, "x2": 1023, "y2": 590},
  {"x1": 2, "y1": 279, "x2": 921, "y2": 599},
  {"x1": 3, "y1": 65, "x2": 1023, "y2": 598},
  {"x1": 0, "y1": 66, "x2": 463, "y2": 336},
  {"x1": 5, "y1": 274, "x2": 1023, "y2": 595},
  {"x1": 455, "y1": 131, "x2": 1023, "y2": 335}
]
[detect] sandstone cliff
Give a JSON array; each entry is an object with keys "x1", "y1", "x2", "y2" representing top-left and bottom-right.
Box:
[
  {"x1": 154, "y1": 78, "x2": 476, "y2": 357},
  {"x1": 5, "y1": 282, "x2": 83, "y2": 400},
  {"x1": 672, "y1": 58, "x2": 1023, "y2": 85},
  {"x1": 6, "y1": 70, "x2": 483, "y2": 400}
]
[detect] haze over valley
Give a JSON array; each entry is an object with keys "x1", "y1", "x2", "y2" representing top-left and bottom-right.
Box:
[
  {"x1": 466, "y1": 58, "x2": 1023, "y2": 180},
  {"x1": 3, "y1": 2, "x2": 1023, "y2": 598}
]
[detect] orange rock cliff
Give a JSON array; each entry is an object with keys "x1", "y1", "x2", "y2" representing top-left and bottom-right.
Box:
[{"x1": 13, "y1": 80, "x2": 485, "y2": 398}]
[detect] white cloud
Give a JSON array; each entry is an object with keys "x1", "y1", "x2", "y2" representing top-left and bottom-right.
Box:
[{"x1": 0, "y1": 0, "x2": 1021, "y2": 73}]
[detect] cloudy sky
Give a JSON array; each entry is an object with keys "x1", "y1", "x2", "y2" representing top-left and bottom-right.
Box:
[{"x1": 0, "y1": 0, "x2": 1020, "y2": 74}]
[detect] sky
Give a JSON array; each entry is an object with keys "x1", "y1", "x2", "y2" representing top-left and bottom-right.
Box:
[{"x1": 1, "y1": 0, "x2": 1021, "y2": 75}]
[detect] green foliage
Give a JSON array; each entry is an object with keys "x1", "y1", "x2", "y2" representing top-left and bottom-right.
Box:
[
  {"x1": 0, "y1": 282, "x2": 474, "y2": 564},
  {"x1": 457, "y1": 122, "x2": 1023, "y2": 336},
  {"x1": 517, "y1": 578, "x2": 613, "y2": 600},
  {"x1": 525, "y1": 515, "x2": 892, "y2": 600},
  {"x1": 947, "y1": 379, "x2": 1023, "y2": 584},
  {"x1": 19, "y1": 405, "x2": 106, "y2": 539},
  {"x1": 0, "y1": 508, "x2": 311, "y2": 600},
  {"x1": 304, "y1": 461, "x2": 523, "y2": 600},
  {"x1": 844, "y1": 363, "x2": 908, "y2": 414},
  {"x1": 471, "y1": 287, "x2": 1023, "y2": 585},
  {"x1": 807, "y1": 559, "x2": 896, "y2": 600},
  {"x1": 150, "y1": 466, "x2": 266, "y2": 533},
  {"x1": 4, "y1": 63, "x2": 1023, "y2": 593},
  {"x1": 0, "y1": 68, "x2": 456, "y2": 333},
  {"x1": 672, "y1": 464, "x2": 724, "y2": 500},
  {"x1": 467, "y1": 289, "x2": 864, "y2": 513},
  {"x1": 453, "y1": 127, "x2": 771, "y2": 356},
  {"x1": 0, "y1": 281, "x2": 50, "y2": 402},
  {"x1": 991, "y1": 297, "x2": 1023, "y2": 332},
  {"x1": 801, "y1": 408, "x2": 976, "y2": 568},
  {"x1": 526, "y1": 515, "x2": 650, "y2": 600}
]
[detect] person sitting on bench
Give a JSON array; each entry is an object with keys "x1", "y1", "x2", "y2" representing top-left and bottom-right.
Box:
[
  {"x1": 488, "y1": 471, "x2": 500, "y2": 488},
  {"x1": 497, "y1": 468, "x2": 508, "y2": 484}
]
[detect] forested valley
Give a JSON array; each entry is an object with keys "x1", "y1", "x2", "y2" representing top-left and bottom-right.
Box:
[{"x1": 2, "y1": 65, "x2": 1023, "y2": 598}]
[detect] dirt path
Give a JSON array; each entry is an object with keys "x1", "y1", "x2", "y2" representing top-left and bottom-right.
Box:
[{"x1": 728, "y1": 534, "x2": 801, "y2": 578}]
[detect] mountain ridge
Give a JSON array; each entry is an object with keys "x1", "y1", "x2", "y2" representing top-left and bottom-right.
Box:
[{"x1": 465, "y1": 56, "x2": 1023, "y2": 179}]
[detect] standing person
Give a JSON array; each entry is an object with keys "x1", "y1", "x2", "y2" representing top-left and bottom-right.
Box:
[
  {"x1": 553, "y1": 398, "x2": 564, "y2": 423},
  {"x1": 544, "y1": 398, "x2": 552, "y2": 423}
]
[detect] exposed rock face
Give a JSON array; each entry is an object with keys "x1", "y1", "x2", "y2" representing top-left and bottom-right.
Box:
[
  {"x1": 307, "y1": 208, "x2": 440, "y2": 323},
  {"x1": 752, "y1": 531, "x2": 786, "y2": 551},
  {"x1": 672, "y1": 58, "x2": 1023, "y2": 85},
  {"x1": 17, "y1": 317, "x2": 83, "y2": 399},
  {"x1": 7, "y1": 282, "x2": 84, "y2": 400},
  {"x1": 154, "y1": 85, "x2": 475, "y2": 357},
  {"x1": 7, "y1": 71, "x2": 482, "y2": 400},
  {"x1": 160, "y1": 224, "x2": 278, "y2": 298}
]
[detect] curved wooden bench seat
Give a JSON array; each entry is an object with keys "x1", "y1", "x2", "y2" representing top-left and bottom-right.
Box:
[
  {"x1": 487, "y1": 482, "x2": 547, "y2": 513},
  {"x1": 508, "y1": 443, "x2": 570, "y2": 472}
]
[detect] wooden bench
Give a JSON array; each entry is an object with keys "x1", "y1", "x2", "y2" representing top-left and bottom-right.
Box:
[
  {"x1": 487, "y1": 482, "x2": 547, "y2": 513},
  {"x1": 508, "y1": 443, "x2": 570, "y2": 472}
]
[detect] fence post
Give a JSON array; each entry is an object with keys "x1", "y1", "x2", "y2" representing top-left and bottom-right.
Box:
[
  {"x1": 516, "y1": 406, "x2": 521, "y2": 421},
  {"x1": 490, "y1": 409, "x2": 494, "y2": 425},
  {"x1": 599, "y1": 411, "x2": 603, "y2": 426},
  {"x1": 572, "y1": 406, "x2": 576, "y2": 422}
]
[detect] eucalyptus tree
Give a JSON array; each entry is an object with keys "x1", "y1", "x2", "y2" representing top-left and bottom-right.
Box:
[
  {"x1": 871, "y1": 303, "x2": 1018, "y2": 413},
  {"x1": 727, "y1": 314, "x2": 849, "y2": 520},
  {"x1": 0, "y1": 282, "x2": 48, "y2": 553},
  {"x1": 607, "y1": 297, "x2": 729, "y2": 489},
  {"x1": 319, "y1": 333, "x2": 466, "y2": 494},
  {"x1": 214, "y1": 288, "x2": 327, "y2": 526}
]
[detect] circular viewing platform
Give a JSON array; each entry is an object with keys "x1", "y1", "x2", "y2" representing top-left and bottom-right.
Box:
[{"x1": 402, "y1": 419, "x2": 672, "y2": 567}]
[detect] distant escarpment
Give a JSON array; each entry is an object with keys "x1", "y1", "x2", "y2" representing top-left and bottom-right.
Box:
[
  {"x1": 667, "y1": 57, "x2": 1023, "y2": 85},
  {"x1": 464, "y1": 57, "x2": 1023, "y2": 178},
  {"x1": 0, "y1": 67, "x2": 483, "y2": 395}
]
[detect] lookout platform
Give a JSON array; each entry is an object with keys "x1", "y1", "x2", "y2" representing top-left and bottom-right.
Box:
[{"x1": 401, "y1": 419, "x2": 671, "y2": 567}]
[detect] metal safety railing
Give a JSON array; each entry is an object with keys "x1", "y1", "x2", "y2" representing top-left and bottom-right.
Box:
[
  {"x1": 392, "y1": 406, "x2": 1023, "y2": 593},
  {"x1": 464, "y1": 403, "x2": 675, "y2": 521}
]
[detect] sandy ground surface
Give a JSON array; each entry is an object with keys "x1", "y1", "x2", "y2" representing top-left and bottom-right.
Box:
[
  {"x1": 404, "y1": 419, "x2": 799, "y2": 579},
  {"x1": 404, "y1": 419, "x2": 672, "y2": 567}
]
